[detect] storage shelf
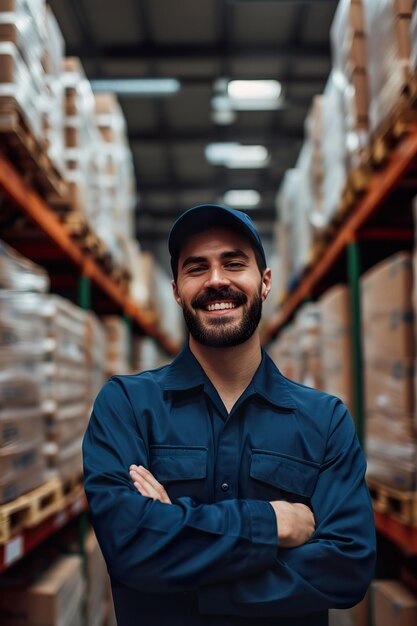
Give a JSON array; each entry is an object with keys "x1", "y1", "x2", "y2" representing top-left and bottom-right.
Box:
[
  {"x1": 0, "y1": 490, "x2": 87, "y2": 574},
  {"x1": 262, "y1": 127, "x2": 417, "y2": 343},
  {"x1": 374, "y1": 510, "x2": 417, "y2": 556},
  {"x1": 0, "y1": 154, "x2": 180, "y2": 356}
]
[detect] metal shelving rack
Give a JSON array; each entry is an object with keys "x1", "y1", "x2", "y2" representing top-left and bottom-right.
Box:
[
  {"x1": 0, "y1": 152, "x2": 181, "y2": 572},
  {"x1": 262, "y1": 127, "x2": 417, "y2": 556}
]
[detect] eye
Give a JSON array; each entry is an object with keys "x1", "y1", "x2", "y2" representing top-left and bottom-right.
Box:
[
  {"x1": 187, "y1": 265, "x2": 207, "y2": 274},
  {"x1": 225, "y1": 261, "x2": 245, "y2": 269}
]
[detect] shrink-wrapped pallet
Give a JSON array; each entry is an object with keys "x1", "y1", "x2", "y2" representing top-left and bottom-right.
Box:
[
  {"x1": 0, "y1": 240, "x2": 49, "y2": 292},
  {"x1": 319, "y1": 285, "x2": 353, "y2": 413},
  {"x1": 361, "y1": 252, "x2": 416, "y2": 490},
  {"x1": 330, "y1": 0, "x2": 370, "y2": 170},
  {"x1": 293, "y1": 303, "x2": 322, "y2": 389},
  {"x1": 103, "y1": 315, "x2": 130, "y2": 376},
  {"x1": 363, "y1": 0, "x2": 413, "y2": 132}
]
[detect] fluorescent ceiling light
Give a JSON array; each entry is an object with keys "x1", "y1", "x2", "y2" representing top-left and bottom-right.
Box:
[
  {"x1": 90, "y1": 78, "x2": 180, "y2": 96},
  {"x1": 227, "y1": 80, "x2": 283, "y2": 110},
  {"x1": 228, "y1": 80, "x2": 282, "y2": 100},
  {"x1": 205, "y1": 143, "x2": 270, "y2": 169},
  {"x1": 223, "y1": 190, "x2": 261, "y2": 208}
]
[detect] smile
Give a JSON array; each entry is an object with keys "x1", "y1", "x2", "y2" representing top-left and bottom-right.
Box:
[{"x1": 205, "y1": 302, "x2": 237, "y2": 311}]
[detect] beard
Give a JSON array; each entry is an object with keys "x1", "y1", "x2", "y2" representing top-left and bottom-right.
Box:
[{"x1": 181, "y1": 286, "x2": 263, "y2": 348}]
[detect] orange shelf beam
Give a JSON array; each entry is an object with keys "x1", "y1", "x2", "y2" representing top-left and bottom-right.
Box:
[
  {"x1": 0, "y1": 155, "x2": 180, "y2": 356},
  {"x1": 262, "y1": 128, "x2": 417, "y2": 343},
  {"x1": 374, "y1": 510, "x2": 417, "y2": 555}
]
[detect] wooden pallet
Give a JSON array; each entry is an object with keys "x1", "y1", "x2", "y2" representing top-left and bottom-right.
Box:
[
  {"x1": 367, "y1": 478, "x2": 417, "y2": 526},
  {"x1": 0, "y1": 98, "x2": 67, "y2": 198},
  {"x1": 0, "y1": 478, "x2": 63, "y2": 544}
]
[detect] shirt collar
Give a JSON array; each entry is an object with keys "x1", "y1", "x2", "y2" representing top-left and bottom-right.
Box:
[{"x1": 163, "y1": 344, "x2": 297, "y2": 410}]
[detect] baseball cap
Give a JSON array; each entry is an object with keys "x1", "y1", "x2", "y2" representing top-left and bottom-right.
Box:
[{"x1": 168, "y1": 204, "x2": 267, "y2": 275}]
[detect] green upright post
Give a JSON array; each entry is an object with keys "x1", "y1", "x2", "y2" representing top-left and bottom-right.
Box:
[
  {"x1": 78, "y1": 275, "x2": 91, "y2": 311},
  {"x1": 347, "y1": 241, "x2": 365, "y2": 448}
]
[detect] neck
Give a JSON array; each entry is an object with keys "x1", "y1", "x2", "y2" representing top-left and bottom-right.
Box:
[{"x1": 189, "y1": 332, "x2": 262, "y2": 410}]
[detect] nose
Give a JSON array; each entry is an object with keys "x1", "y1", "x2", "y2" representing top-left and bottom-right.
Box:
[{"x1": 204, "y1": 265, "x2": 231, "y2": 289}]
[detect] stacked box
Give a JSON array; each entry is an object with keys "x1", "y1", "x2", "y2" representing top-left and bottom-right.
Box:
[
  {"x1": 62, "y1": 57, "x2": 101, "y2": 222},
  {"x1": 361, "y1": 252, "x2": 416, "y2": 490},
  {"x1": 0, "y1": 0, "x2": 47, "y2": 140},
  {"x1": 86, "y1": 529, "x2": 109, "y2": 626},
  {"x1": 371, "y1": 579, "x2": 417, "y2": 626},
  {"x1": 153, "y1": 262, "x2": 186, "y2": 345},
  {"x1": 330, "y1": 0, "x2": 370, "y2": 170},
  {"x1": 41, "y1": 6, "x2": 65, "y2": 177},
  {"x1": 103, "y1": 315, "x2": 130, "y2": 376},
  {"x1": 363, "y1": 0, "x2": 413, "y2": 132},
  {"x1": 0, "y1": 242, "x2": 49, "y2": 503},
  {"x1": 329, "y1": 592, "x2": 368, "y2": 626},
  {"x1": 0, "y1": 555, "x2": 84, "y2": 626},
  {"x1": 319, "y1": 285, "x2": 353, "y2": 414},
  {"x1": 304, "y1": 95, "x2": 325, "y2": 236},
  {"x1": 412, "y1": 4, "x2": 417, "y2": 72},
  {"x1": 321, "y1": 72, "x2": 348, "y2": 224},
  {"x1": 268, "y1": 323, "x2": 297, "y2": 381},
  {"x1": 40, "y1": 295, "x2": 89, "y2": 482},
  {"x1": 293, "y1": 303, "x2": 322, "y2": 389},
  {"x1": 85, "y1": 311, "x2": 106, "y2": 409}
]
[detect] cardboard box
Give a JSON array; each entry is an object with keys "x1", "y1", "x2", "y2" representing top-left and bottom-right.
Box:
[
  {"x1": 329, "y1": 592, "x2": 368, "y2": 626},
  {"x1": 372, "y1": 580, "x2": 417, "y2": 626}
]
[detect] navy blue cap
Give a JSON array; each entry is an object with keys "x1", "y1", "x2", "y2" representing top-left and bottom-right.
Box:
[{"x1": 168, "y1": 204, "x2": 267, "y2": 274}]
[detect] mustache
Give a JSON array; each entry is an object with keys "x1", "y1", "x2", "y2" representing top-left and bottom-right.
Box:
[{"x1": 192, "y1": 288, "x2": 247, "y2": 309}]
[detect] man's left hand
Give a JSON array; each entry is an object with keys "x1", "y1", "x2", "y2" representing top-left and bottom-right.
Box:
[{"x1": 129, "y1": 465, "x2": 172, "y2": 504}]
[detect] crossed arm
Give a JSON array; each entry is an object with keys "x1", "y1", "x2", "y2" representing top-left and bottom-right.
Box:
[{"x1": 129, "y1": 464, "x2": 316, "y2": 549}]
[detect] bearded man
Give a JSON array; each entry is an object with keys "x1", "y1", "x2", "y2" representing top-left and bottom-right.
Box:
[{"x1": 83, "y1": 204, "x2": 375, "y2": 626}]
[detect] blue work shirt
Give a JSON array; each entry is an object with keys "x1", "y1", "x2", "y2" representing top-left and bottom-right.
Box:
[{"x1": 83, "y1": 345, "x2": 376, "y2": 626}]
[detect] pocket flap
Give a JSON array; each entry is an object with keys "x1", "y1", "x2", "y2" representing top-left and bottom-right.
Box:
[
  {"x1": 250, "y1": 450, "x2": 319, "y2": 497},
  {"x1": 150, "y1": 445, "x2": 207, "y2": 482}
]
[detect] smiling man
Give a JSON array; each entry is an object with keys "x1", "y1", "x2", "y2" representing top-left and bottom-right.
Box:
[{"x1": 83, "y1": 204, "x2": 376, "y2": 626}]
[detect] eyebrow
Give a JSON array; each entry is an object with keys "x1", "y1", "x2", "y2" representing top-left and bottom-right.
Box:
[{"x1": 181, "y1": 248, "x2": 250, "y2": 270}]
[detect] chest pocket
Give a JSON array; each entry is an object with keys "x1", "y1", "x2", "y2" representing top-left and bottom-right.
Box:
[
  {"x1": 249, "y1": 450, "x2": 319, "y2": 504},
  {"x1": 150, "y1": 445, "x2": 208, "y2": 502}
]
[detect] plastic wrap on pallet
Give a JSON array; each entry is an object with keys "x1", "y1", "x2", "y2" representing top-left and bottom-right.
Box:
[
  {"x1": 293, "y1": 302, "x2": 322, "y2": 389},
  {"x1": 0, "y1": 41, "x2": 44, "y2": 139},
  {"x1": 330, "y1": 0, "x2": 370, "y2": 170},
  {"x1": 319, "y1": 285, "x2": 353, "y2": 413},
  {"x1": 0, "y1": 240, "x2": 49, "y2": 291},
  {"x1": 321, "y1": 72, "x2": 348, "y2": 223},
  {"x1": 42, "y1": 5, "x2": 65, "y2": 177},
  {"x1": 0, "y1": 2, "x2": 45, "y2": 74},
  {"x1": 304, "y1": 95, "x2": 325, "y2": 234},
  {"x1": 363, "y1": 0, "x2": 412, "y2": 132}
]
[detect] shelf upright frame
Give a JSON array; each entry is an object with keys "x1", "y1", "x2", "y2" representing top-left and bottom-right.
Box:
[{"x1": 347, "y1": 239, "x2": 365, "y2": 447}]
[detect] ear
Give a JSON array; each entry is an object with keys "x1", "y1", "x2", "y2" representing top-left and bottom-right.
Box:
[
  {"x1": 171, "y1": 280, "x2": 182, "y2": 306},
  {"x1": 261, "y1": 268, "x2": 272, "y2": 302}
]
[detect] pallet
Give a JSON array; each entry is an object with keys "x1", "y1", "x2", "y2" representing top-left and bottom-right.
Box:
[
  {"x1": 367, "y1": 478, "x2": 417, "y2": 526},
  {"x1": 0, "y1": 98, "x2": 67, "y2": 198},
  {"x1": 370, "y1": 95, "x2": 417, "y2": 167},
  {"x1": 0, "y1": 478, "x2": 63, "y2": 544}
]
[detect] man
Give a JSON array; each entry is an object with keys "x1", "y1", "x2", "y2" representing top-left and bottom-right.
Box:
[{"x1": 83, "y1": 204, "x2": 376, "y2": 626}]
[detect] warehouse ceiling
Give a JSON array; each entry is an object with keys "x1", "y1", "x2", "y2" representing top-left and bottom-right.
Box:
[{"x1": 48, "y1": 0, "x2": 338, "y2": 272}]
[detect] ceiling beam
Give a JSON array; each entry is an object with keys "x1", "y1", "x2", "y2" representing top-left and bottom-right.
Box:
[
  {"x1": 136, "y1": 180, "x2": 282, "y2": 193},
  {"x1": 67, "y1": 42, "x2": 330, "y2": 63},
  {"x1": 128, "y1": 129, "x2": 304, "y2": 144}
]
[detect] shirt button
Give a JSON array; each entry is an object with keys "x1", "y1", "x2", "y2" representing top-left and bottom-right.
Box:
[{"x1": 221, "y1": 482, "x2": 229, "y2": 492}]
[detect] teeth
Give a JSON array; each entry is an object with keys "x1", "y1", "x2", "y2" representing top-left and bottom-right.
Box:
[{"x1": 206, "y1": 302, "x2": 236, "y2": 311}]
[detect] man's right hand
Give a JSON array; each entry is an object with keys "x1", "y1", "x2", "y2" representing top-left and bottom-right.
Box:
[{"x1": 269, "y1": 501, "x2": 315, "y2": 548}]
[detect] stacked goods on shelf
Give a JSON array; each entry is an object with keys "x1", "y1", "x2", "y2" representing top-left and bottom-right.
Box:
[
  {"x1": 371, "y1": 579, "x2": 417, "y2": 625},
  {"x1": 86, "y1": 311, "x2": 106, "y2": 409},
  {"x1": 94, "y1": 93, "x2": 136, "y2": 276},
  {"x1": 86, "y1": 529, "x2": 109, "y2": 626},
  {"x1": 293, "y1": 303, "x2": 322, "y2": 389},
  {"x1": 0, "y1": 241, "x2": 49, "y2": 503},
  {"x1": 274, "y1": 170, "x2": 299, "y2": 294},
  {"x1": 320, "y1": 72, "x2": 348, "y2": 225},
  {"x1": 41, "y1": 5, "x2": 65, "y2": 178},
  {"x1": 412, "y1": 2, "x2": 417, "y2": 73},
  {"x1": 61, "y1": 57, "x2": 101, "y2": 226},
  {"x1": 329, "y1": 593, "x2": 368, "y2": 626},
  {"x1": 268, "y1": 324, "x2": 297, "y2": 381},
  {"x1": 0, "y1": 0, "x2": 47, "y2": 141},
  {"x1": 318, "y1": 285, "x2": 353, "y2": 414},
  {"x1": 41, "y1": 295, "x2": 90, "y2": 483},
  {"x1": 153, "y1": 263, "x2": 186, "y2": 346},
  {"x1": 102, "y1": 315, "x2": 131, "y2": 377},
  {"x1": 362, "y1": 0, "x2": 412, "y2": 132},
  {"x1": 0, "y1": 554, "x2": 85, "y2": 626},
  {"x1": 305, "y1": 95, "x2": 325, "y2": 236},
  {"x1": 361, "y1": 252, "x2": 416, "y2": 490},
  {"x1": 330, "y1": 0, "x2": 370, "y2": 172}
]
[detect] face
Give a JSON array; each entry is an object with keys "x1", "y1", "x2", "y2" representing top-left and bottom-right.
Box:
[{"x1": 172, "y1": 227, "x2": 271, "y2": 348}]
